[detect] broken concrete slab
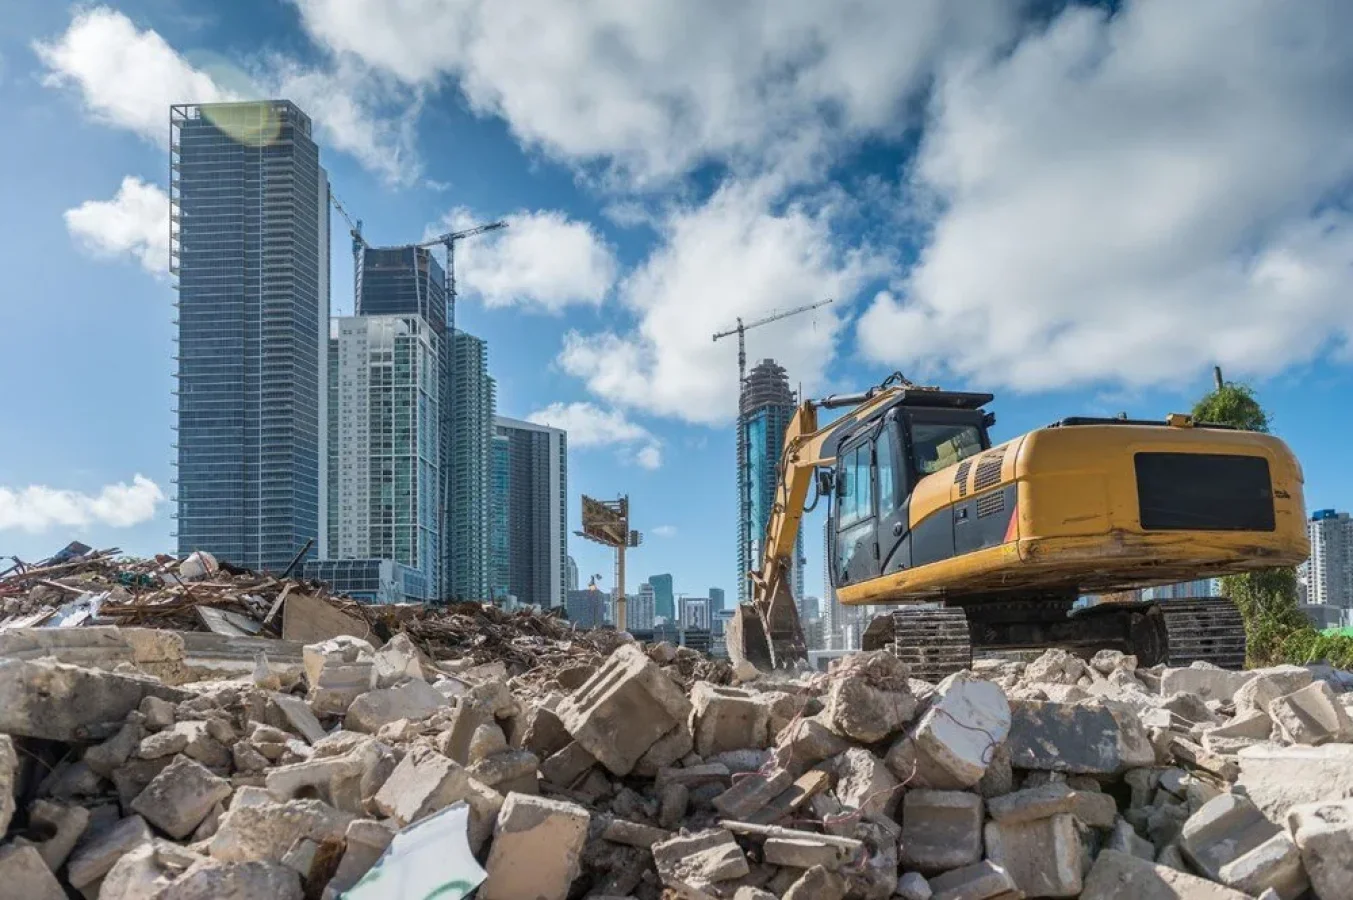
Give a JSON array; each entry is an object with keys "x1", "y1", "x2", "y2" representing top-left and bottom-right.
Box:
[
  {"x1": 1080, "y1": 849, "x2": 1252, "y2": 900},
  {"x1": 1268, "y1": 680, "x2": 1353, "y2": 746},
  {"x1": 269, "y1": 692, "x2": 326, "y2": 744},
  {"x1": 774, "y1": 715, "x2": 850, "y2": 775},
  {"x1": 783, "y1": 863, "x2": 847, "y2": 900},
  {"x1": 748, "y1": 769, "x2": 832, "y2": 825},
  {"x1": 208, "y1": 791, "x2": 354, "y2": 865},
  {"x1": 0, "y1": 657, "x2": 186, "y2": 742},
  {"x1": 1108, "y1": 816, "x2": 1156, "y2": 861},
  {"x1": 985, "y1": 812, "x2": 1083, "y2": 898},
  {"x1": 987, "y1": 781, "x2": 1077, "y2": 824},
  {"x1": 479, "y1": 793, "x2": 589, "y2": 900},
  {"x1": 927, "y1": 860, "x2": 1018, "y2": 900},
  {"x1": 1159, "y1": 664, "x2": 1255, "y2": 702},
  {"x1": 130, "y1": 755, "x2": 233, "y2": 840},
  {"x1": 1007, "y1": 698, "x2": 1154, "y2": 774},
  {"x1": 345, "y1": 678, "x2": 448, "y2": 734},
  {"x1": 66, "y1": 814, "x2": 154, "y2": 891},
  {"x1": 652, "y1": 828, "x2": 751, "y2": 893},
  {"x1": 1026, "y1": 647, "x2": 1088, "y2": 685},
  {"x1": 161, "y1": 858, "x2": 304, "y2": 899},
  {"x1": 896, "y1": 871, "x2": 932, "y2": 900},
  {"x1": 557, "y1": 644, "x2": 693, "y2": 776},
  {"x1": 758, "y1": 829, "x2": 862, "y2": 871},
  {"x1": 1288, "y1": 798, "x2": 1353, "y2": 900},
  {"x1": 1180, "y1": 793, "x2": 1282, "y2": 881},
  {"x1": 1236, "y1": 744, "x2": 1353, "y2": 822},
  {"x1": 0, "y1": 844, "x2": 65, "y2": 900},
  {"x1": 1234, "y1": 666, "x2": 1315, "y2": 718},
  {"x1": 467, "y1": 748, "x2": 540, "y2": 795},
  {"x1": 302, "y1": 636, "x2": 375, "y2": 717},
  {"x1": 690, "y1": 682, "x2": 771, "y2": 756},
  {"x1": 370, "y1": 633, "x2": 425, "y2": 688},
  {"x1": 899, "y1": 790, "x2": 983, "y2": 873},
  {"x1": 712, "y1": 767, "x2": 792, "y2": 819},
  {"x1": 1216, "y1": 831, "x2": 1308, "y2": 900},
  {"x1": 19, "y1": 799, "x2": 90, "y2": 871}
]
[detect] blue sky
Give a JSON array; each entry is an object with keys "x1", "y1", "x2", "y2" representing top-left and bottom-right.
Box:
[{"x1": 2, "y1": 1, "x2": 1351, "y2": 605}]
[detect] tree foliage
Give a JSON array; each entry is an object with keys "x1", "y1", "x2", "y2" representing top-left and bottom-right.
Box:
[{"x1": 1194, "y1": 377, "x2": 1353, "y2": 667}]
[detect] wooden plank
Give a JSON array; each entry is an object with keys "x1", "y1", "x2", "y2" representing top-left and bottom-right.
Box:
[{"x1": 282, "y1": 591, "x2": 380, "y2": 646}]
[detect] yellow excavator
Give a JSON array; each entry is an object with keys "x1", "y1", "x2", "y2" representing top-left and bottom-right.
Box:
[{"x1": 728, "y1": 374, "x2": 1310, "y2": 677}]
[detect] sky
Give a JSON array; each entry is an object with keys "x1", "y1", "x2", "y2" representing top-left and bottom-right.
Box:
[{"x1": 2, "y1": 0, "x2": 1352, "y2": 606}]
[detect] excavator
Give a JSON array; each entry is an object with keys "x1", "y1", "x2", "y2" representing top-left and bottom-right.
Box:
[{"x1": 727, "y1": 374, "x2": 1310, "y2": 678}]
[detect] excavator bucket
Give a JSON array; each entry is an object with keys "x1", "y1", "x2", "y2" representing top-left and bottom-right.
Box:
[{"x1": 727, "y1": 578, "x2": 808, "y2": 671}]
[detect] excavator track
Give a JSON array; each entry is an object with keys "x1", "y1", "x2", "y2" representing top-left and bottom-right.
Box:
[
  {"x1": 870, "y1": 606, "x2": 973, "y2": 681},
  {"x1": 1145, "y1": 596, "x2": 1248, "y2": 670}
]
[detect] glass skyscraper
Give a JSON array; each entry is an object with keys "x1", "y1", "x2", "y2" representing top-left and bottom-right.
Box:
[
  {"x1": 494, "y1": 416, "x2": 568, "y2": 608},
  {"x1": 736, "y1": 359, "x2": 804, "y2": 603},
  {"x1": 489, "y1": 433, "x2": 511, "y2": 600},
  {"x1": 448, "y1": 332, "x2": 495, "y2": 600},
  {"x1": 648, "y1": 573, "x2": 675, "y2": 621},
  {"x1": 356, "y1": 246, "x2": 452, "y2": 598},
  {"x1": 171, "y1": 101, "x2": 328, "y2": 571}
]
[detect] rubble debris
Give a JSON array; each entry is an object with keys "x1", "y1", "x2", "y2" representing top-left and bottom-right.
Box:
[
  {"x1": 0, "y1": 843, "x2": 65, "y2": 900},
  {"x1": 2, "y1": 549, "x2": 1353, "y2": 900}
]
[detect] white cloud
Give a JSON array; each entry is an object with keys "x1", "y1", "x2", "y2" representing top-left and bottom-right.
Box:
[
  {"x1": 64, "y1": 177, "x2": 170, "y2": 275},
  {"x1": 651, "y1": 524, "x2": 677, "y2": 538},
  {"x1": 526, "y1": 402, "x2": 662, "y2": 468},
  {"x1": 858, "y1": 0, "x2": 1353, "y2": 391},
  {"x1": 35, "y1": 7, "x2": 421, "y2": 186},
  {"x1": 0, "y1": 475, "x2": 165, "y2": 533},
  {"x1": 560, "y1": 179, "x2": 887, "y2": 425},
  {"x1": 291, "y1": 0, "x2": 1017, "y2": 185},
  {"x1": 433, "y1": 209, "x2": 618, "y2": 311}
]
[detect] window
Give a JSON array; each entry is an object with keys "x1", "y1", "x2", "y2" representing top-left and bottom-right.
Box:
[
  {"x1": 837, "y1": 442, "x2": 873, "y2": 528},
  {"x1": 876, "y1": 424, "x2": 898, "y2": 511},
  {"x1": 910, "y1": 421, "x2": 983, "y2": 475}
]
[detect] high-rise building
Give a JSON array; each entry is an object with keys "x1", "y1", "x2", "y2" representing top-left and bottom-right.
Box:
[
  {"x1": 566, "y1": 556, "x2": 580, "y2": 593},
  {"x1": 171, "y1": 101, "x2": 328, "y2": 572},
  {"x1": 310, "y1": 314, "x2": 440, "y2": 600},
  {"x1": 708, "y1": 587, "x2": 725, "y2": 615},
  {"x1": 649, "y1": 574, "x2": 675, "y2": 621},
  {"x1": 682, "y1": 596, "x2": 710, "y2": 630},
  {"x1": 737, "y1": 359, "x2": 804, "y2": 603},
  {"x1": 494, "y1": 416, "x2": 568, "y2": 608},
  {"x1": 356, "y1": 245, "x2": 451, "y2": 597},
  {"x1": 566, "y1": 588, "x2": 608, "y2": 629},
  {"x1": 800, "y1": 595, "x2": 821, "y2": 621},
  {"x1": 489, "y1": 433, "x2": 510, "y2": 600},
  {"x1": 630, "y1": 582, "x2": 656, "y2": 631},
  {"x1": 448, "y1": 332, "x2": 494, "y2": 600},
  {"x1": 1308, "y1": 509, "x2": 1353, "y2": 608}
]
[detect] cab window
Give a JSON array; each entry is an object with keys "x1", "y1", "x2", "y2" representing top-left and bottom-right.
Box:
[
  {"x1": 876, "y1": 423, "x2": 898, "y2": 510},
  {"x1": 910, "y1": 421, "x2": 983, "y2": 476},
  {"x1": 837, "y1": 441, "x2": 874, "y2": 528}
]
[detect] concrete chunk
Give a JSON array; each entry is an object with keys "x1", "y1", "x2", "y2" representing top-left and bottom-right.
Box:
[
  {"x1": 0, "y1": 735, "x2": 16, "y2": 836},
  {"x1": 372, "y1": 749, "x2": 500, "y2": 830},
  {"x1": 0, "y1": 657, "x2": 185, "y2": 741},
  {"x1": 481, "y1": 793, "x2": 590, "y2": 900},
  {"x1": 774, "y1": 715, "x2": 850, "y2": 775},
  {"x1": 1288, "y1": 798, "x2": 1353, "y2": 900},
  {"x1": 131, "y1": 755, "x2": 233, "y2": 840},
  {"x1": 344, "y1": 678, "x2": 448, "y2": 734},
  {"x1": 269, "y1": 692, "x2": 327, "y2": 743},
  {"x1": 371, "y1": 633, "x2": 424, "y2": 687},
  {"x1": 1268, "y1": 680, "x2": 1353, "y2": 745},
  {"x1": 896, "y1": 871, "x2": 933, "y2": 900},
  {"x1": 303, "y1": 637, "x2": 375, "y2": 716},
  {"x1": 1180, "y1": 793, "x2": 1281, "y2": 881},
  {"x1": 987, "y1": 781, "x2": 1076, "y2": 824},
  {"x1": 907, "y1": 672, "x2": 1010, "y2": 787},
  {"x1": 19, "y1": 799, "x2": 90, "y2": 870},
  {"x1": 66, "y1": 814, "x2": 153, "y2": 890},
  {"x1": 540, "y1": 740, "x2": 597, "y2": 787},
  {"x1": 783, "y1": 864, "x2": 847, "y2": 900},
  {"x1": 833, "y1": 747, "x2": 901, "y2": 822},
  {"x1": 322, "y1": 818, "x2": 396, "y2": 899},
  {"x1": 1216, "y1": 831, "x2": 1308, "y2": 900},
  {"x1": 928, "y1": 860, "x2": 1018, "y2": 900},
  {"x1": 0, "y1": 844, "x2": 65, "y2": 900},
  {"x1": 557, "y1": 644, "x2": 693, "y2": 776},
  {"x1": 691, "y1": 683, "x2": 771, "y2": 755},
  {"x1": 1234, "y1": 666, "x2": 1314, "y2": 718},
  {"x1": 1237, "y1": 744, "x2": 1353, "y2": 822},
  {"x1": 1159, "y1": 664, "x2": 1255, "y2": 702},
  {"x1": 762, "y1": 831, "x2": 862, "y2": 870},
  {"x1": 985, "y1": 813, "x2": 1083, "y2": 898},
  {"x1": 160, "y1": 858, "x2": 304, "y2": 899},
  {"x1": 712, "y1": 767, "x2": 792, "y2": 819},
  {"x1": 899, "y1": 790, "x2": 984, "y2": 873},
  {"x1": 209, "y1": 795, "x2": 354, "y2": 864},
  {"x1": 1081, "y1": 849, "x2": 1252, "y2": 899},
  {"x1": 653, "y1": 828, "x2": 751, "y2": 892},
  {"x1": 824, "y1": 650, "x2": 918, "y2": 743},
  {"x1": 1007, "y1": 699, "x2": 1154, "y2": 774}
]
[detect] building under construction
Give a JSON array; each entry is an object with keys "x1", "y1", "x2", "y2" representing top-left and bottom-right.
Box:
[{"x1": 736, "y1": 359, "x2": 805, "y2": 604}]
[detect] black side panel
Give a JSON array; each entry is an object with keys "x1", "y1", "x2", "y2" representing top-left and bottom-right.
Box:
[
  {"x1": 909, "y1": 508, "x2": 955, "y2": 568},
  {"x1": 954, "y1": 484, "x2": 1017, "y2": 555},
  {"x1": 1135, "y1": 453, "x2": 1274, "y2": 531}
]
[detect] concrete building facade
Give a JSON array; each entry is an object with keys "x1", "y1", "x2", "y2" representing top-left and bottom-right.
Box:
[
  {"x1": 494, "y1": 416, "x2": 568, "y2": 608},
  {"x1": 630, "y1": 582, "x2": 656, "y2": 631},
  {"x1": 1308, "y1": 509, "x2": 1353, "y2": 608},
  {"x1": 171, "y1": 100, "x2": 328, "y2": 571}
]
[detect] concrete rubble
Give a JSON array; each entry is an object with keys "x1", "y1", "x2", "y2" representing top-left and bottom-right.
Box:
[{"x1": 2, "y1": 546, "x2": 1353, "y2": 900}]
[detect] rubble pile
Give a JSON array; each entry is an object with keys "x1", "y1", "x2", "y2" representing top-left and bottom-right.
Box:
[{"x1": 0, "y1": 613, "x2": 1351, "y2": 899}]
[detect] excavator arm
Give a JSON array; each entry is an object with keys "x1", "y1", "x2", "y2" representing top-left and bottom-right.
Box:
[{"x1": 728, "y1": 384, "x2": 903, "y2": 670}]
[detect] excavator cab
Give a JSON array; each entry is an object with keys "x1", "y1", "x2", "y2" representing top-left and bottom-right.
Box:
[{"x1": 827, "y1": 394, "x2": 994, "y2": 596}]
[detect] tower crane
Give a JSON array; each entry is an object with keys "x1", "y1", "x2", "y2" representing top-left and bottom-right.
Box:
[
  {"x1": 713, "y1": 298, "x2": 835, "y2": 605},
  {"x1": 330, "y1": 192, "x2": 368, "y2": 310},
  {"x1": 712, "y1": 297, "x2": 835, "y2": 391},
  {"x1": 416, "y1": 220, "x2": 507, "y2": 333}
]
